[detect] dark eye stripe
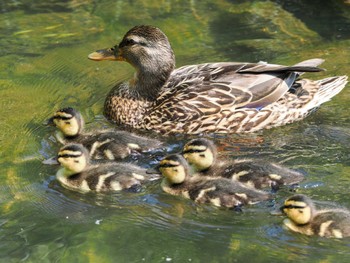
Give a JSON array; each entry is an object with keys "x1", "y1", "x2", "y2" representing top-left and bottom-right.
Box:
[
  {"x1": 58, "y1": 153, "x2": 82, "y2": 158},
  {"x1": 183, "y1": 149, "x2": 206, "y2": 154},
  {"x1": 54, "y1": 116, "x2": 72, "y2": 121},
  {"x1": 281, "y1": 205, "x2": 306, "y2": 209},
  {"x1": 159, "y1": 163, "x2": 179, "y2": 168}
]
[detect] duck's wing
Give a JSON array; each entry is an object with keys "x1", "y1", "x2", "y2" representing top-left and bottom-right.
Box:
[{"x1": 161, "y1": 59, "x2": 324, "y2": 112}]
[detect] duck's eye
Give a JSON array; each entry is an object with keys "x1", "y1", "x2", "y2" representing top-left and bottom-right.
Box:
[
  {"x1": 199, "y1": 154, "x2": 206, "y2": 158},
  {"x1": 298, "y1": 210, "x2": 303, "y2": 213},
  {"x1": 65, "y1": 121, "x2": 71, "y2": 125},
  {"x1": 125, "y1": 39, "x2": 137, "y2": 46}
]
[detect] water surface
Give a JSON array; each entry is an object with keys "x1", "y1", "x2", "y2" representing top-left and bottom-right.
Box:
[{"x1": 0, "y1": 0, "x2": 350, "y2": 262}]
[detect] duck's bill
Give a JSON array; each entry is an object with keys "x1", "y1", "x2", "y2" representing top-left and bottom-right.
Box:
[
  {"x1": 44, "y1": 116, "x2": 55, "y2": 126},
  {"x1": 42, "y1": 156, "x2": 59, "y2": 165},
  {"x1": 88, "y1": 48, "x2": 124, "y2": 61}
]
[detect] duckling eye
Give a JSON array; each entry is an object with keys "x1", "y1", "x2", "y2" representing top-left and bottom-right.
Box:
[
  {"x1": 199, "y1": 154, "x2": 206, "y2": 158},
  {"x1": 74, "y1": 160, "x2": 79, "y2": 163},
  {"x1": 65, "y1": 121, "x2": 70, "y2": 125}
]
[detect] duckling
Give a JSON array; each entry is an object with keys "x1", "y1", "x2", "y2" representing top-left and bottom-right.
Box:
[
  {"x1": 88, "y1": 25, "x2": 348, "y2": 134},
  {"x1": 182, "y1": 138, "x2": 304, "y2": 190},
  {"x1": 158, "y1": 154, "x2": 272, "y2": 209},
  {"x1": 47, "y1": 107, "x2": 163, "y2": 160},
  {"x1": 280, "y1": 194, "x2": 350, "y2": 238},
  {"x1": 56, "y1": 143, "x2": 159, "y2": 192}
]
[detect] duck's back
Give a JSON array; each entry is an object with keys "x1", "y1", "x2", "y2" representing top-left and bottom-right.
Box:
[
  {"x1": 141, "y1": 60, "x2": 346, "y2": 134},
  {"x1": 311, "y1": 210, "x2": 350, "y2": 238}
]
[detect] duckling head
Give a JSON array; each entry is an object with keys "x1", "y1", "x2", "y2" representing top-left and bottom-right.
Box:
[
  {"x1": 182, "y1": 138, "x2": 217, "y2": 172},
  {"x1": 48, "y1": 107, "x2": 84, "y2": 138},
  {"x1": 158, "y1": 154, "x2": 190, "y2": 185},
  {"x1": 57, "y1": 144, "x2": 89, "y2": 176},
  {"x1": 280, "y1": 194, "x2": 315, "y2": 225},
  {"x1": 88, "y1": 25, "x2": 175, "y2": 99}
]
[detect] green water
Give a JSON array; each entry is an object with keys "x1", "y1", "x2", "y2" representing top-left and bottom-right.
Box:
[{"x1": 0, "y1": 0, "x2": 350, "y2": 262}]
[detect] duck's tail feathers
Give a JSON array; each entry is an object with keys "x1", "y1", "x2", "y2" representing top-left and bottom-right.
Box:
[
  {"x1": 292, "y1": 58, "x2": 325, "y2": 68},
  {"x1": 305, "y1": 75, "x2": 348, "y2": 111}
]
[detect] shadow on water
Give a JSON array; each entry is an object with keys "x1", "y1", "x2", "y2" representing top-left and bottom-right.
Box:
[{"x1": 275, "y1": 0, "x2": 350, "y2": 40}]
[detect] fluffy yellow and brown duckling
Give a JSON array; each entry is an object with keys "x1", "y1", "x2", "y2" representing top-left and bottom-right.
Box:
[
  {"x1": 280, "y1": 194, "x2": 350, "y2": 238},
  {"x1": 158, "y1": 154, "x2": 272, "y2": 209},
  {"x1": 56, "y1": 143, "x2": 159, "y2": 192},
  {"x1": 88, "y1": 25, "x2": 348, "y2": 134},
  {"x1": 47, "y1": 107, "x2": 163, "y2": 160},
  {"x1": 182, "y1": 138, "x2": 304, "y2": 190}
]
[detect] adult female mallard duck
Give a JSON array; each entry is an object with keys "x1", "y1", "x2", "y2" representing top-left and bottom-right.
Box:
[
  {"x1": 88, "y1": 25, "x2": 348, "y2": 134},
  {"x1": 56, "y1": 143, "x2": 159, "y2": 192},
  {"x1": 158, "y1": 154, "x2": 272, "y2": 209},
  {"x1": 47, "y1": 107, "x2": 163, "y2": 160},
  {"x1": 280, "y1": 194, "x2": 350, "y2": 238},
  {"x1": 182, "y1": 138, "x2": 304, "y2": 190}
]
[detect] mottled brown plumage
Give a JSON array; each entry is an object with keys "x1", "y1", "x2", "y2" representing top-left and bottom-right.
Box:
[
  {"x1": 88, "y1": 25, "x2": 348, "y2": 134},
  {"x1": 182, "y1": 138, "x2": 304, "y2": 190},
  {"x1": 56, "y1": 144, "x2": 159, "y2": 192},
  {"x1": 281, "y1": 194, "x2": 350, "y2": 238},
  {"x1": 158, "y1": 154, "x2": 272, "y2": 208},
  {"x1": 47, "y1": 107, "x2": 163, "y2": 160}
]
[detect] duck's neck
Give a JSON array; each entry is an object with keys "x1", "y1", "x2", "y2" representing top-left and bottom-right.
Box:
[{"x1": 129, "y1": 54, "x2": 175, "y2": 101}]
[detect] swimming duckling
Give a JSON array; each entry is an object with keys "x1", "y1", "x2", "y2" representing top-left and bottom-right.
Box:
[
  {"x1": 280, "y1": 194, "x2": 350, "y2": 238},
  {"x1": 182, "y1": 138, "x2": 304, "y2": 190},
  {"x1": 47, "y1": 107, "x2": 163, "y2": 160},
  {"x1": 56, "y1": 143, "x2": 159, "y2": 192},
  {"x1": 158, "y1": 154, "x2": 272, "y2": 209}
]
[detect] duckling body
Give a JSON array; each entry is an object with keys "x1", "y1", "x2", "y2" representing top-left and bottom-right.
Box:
[
  {"x1": 88, "y1": 25, "x2": 348, "y2": 134},
  {"x1": 56, "y1": 144, "x2": 159, "y2": 192},
  {"x1": 281, "y1": 194, "x2": 350, "y2": 238},
  {"x1": 159, "y1": 154, "x2": 272, "y2": 208},
  {"x1": 182, "y1": 138, "x2": 304, "y2": 190},
  {"x1": 48, "y1": 107, "x2": 163, "y2": 160}
]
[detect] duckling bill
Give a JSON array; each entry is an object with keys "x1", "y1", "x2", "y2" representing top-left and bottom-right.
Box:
[
  {"x1": 47, "y1": 107, "x2": 163, "y2": 160},
  {"x1": 280, "y1": 194, "x2": 350, "y2": 238},
  {"x1": 88, "y1": 25, "x2": 348, "y2": 134},
  {"x1": 56, "y1": 144, "x2": 159, "y2": 192},
  {"x1": 182, "y1": 138, "x2": 304, "y2": 190},
  {"x1": 158, "y1": 154, "x2": 272, "y2": 209}
]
